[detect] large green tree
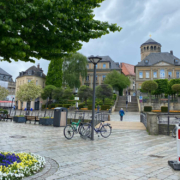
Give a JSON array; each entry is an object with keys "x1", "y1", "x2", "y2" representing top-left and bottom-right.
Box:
[
  {"x1": 152, "y1": 79, "x2": 168, "y2": 96},
  {"x1": 96, "y1": 84, "x2": 113, "y2": 104},
  {"x1": 0, "y1": 0, "x2": 121, "y2": 62},
  {"x1": 78, "y1": 85, "x2": 93, "y2": 105},
  {"x1": 46, "y1": 59, "x2": 63, "y2": 87},
  {"x1": 167, "y1": 79, "x2": 180, "y2": 96},
  {"x1": 63, "y1": 53, "x2": 87, "y2": 88},
  {"x1": 52, "y1": 87, "x2": 64, "y2": 103},
  {"x1": 0, "y1": 86, "x2": 9, "y2": 100},
  {"x1": 104, "y1": 70, "x2": 130, "y2": 94},
  {"x1": 172, "y1": 84, "x2": 180, "y2": 95}
]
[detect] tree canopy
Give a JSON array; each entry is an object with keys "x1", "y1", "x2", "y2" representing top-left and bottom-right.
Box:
[
  {"x1": 167, "y1": 79, "x2": 180, "y2": 95},
  {"x1": 96, "y1": 84, "x2": 113, "y2": 104},
  {"x1": 172, "y1": 84, "x2": 180, "y2": 94},
  {"x1": 0, "y1": 86, "x2": 9, "y2": 100},
  {"x1": 52, "y1": 87, "x2": 64, "y2": 103},
  {"x1": 0, "y1": 0, "x2": 121, "y2": 62},
  {"x1": 41, "y1": 85, "x2": 56, "y2": 101},
  {"x1": 16, "y1": 80, "x2": 43, "y2": 102},
  {"x1": 104, "y1": 70, "x2": 130, "y2": 91},
  {"x1": 78, "y1": 85, "x2": 93, "y2": 105},
  {"x1": 63, "y1": 53, "x2": 87, "y2": 88},
  {"x1": 141, "y1": 80, "x2": 158, "y2": 94},
  {"x1": 46, "y1": 59, "x2": 63, "y2": 87},
  {"x1": 152, "y1": 79, "x2": 168, "y2": 95}
]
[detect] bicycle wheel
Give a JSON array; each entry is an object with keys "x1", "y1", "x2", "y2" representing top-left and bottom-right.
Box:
[
  {"x1": 81, "y1": 124, "x2": 92, "y2": 137},
  {"x1": 78, "y1": 124, "x2": 84, "y2": 135},
  {"x1": 172, "y1": 127, "x2": 177, "y2": 138},
  {"x1": 100, "y1": 125, "x2": 112, "y2": 138},
  {"x1": 64, "y1": 125, "x2": 74, "y2": 140}
]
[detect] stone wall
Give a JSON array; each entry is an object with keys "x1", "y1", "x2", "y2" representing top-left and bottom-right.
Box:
[
  {"x1": 146, "y1": 112, "x2": 158, "y2": 135},
  {"x1": 158, "y1": 124, "x2": 175, "y2": 135}
]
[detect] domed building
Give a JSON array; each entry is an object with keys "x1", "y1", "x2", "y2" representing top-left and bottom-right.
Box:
[{"x1": 135, "y1": 38, "x2": 180, "y2": 90}]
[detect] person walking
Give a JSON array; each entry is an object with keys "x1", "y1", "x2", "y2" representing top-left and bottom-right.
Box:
[
  {"x1": 119, "y1": 108, "x2": 125, "y2": 121},
  {"x1": 97, "y1": 105, "x2": 100, "y2": 113}
]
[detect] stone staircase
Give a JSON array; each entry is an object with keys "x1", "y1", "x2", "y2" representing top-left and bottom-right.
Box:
[{"x1": 115, "y1": 96, "x2": 139, "y2": 112}]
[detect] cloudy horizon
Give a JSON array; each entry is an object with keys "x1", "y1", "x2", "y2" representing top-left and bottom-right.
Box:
[{"x1": 1, "y1": 0, "x2": 180, "y2": 81}]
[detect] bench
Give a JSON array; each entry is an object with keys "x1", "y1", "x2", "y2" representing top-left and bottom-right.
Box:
[
  {"x1": 0, "y1": 114, "x2": 13, "y2": 121},
  {"x1": 25, "y1": 116, "x2": 39, "y2": 124}
]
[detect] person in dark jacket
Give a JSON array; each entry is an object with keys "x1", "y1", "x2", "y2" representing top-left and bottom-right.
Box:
[{"x1": 119, "y1": 108, "x2": 125, "y2": 121}]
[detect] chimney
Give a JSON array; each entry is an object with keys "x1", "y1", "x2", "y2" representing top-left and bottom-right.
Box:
[
  {"x1": 37, "y1": 64, "x2": 40, "y2": 69},
  {"x1": 170, "y1": 50, "x2": 173, "y2": 55}
]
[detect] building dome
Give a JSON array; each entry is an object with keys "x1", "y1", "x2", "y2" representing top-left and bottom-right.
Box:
[
  {"x1": 140, "y1": 38, "x2": 161, "y2": 61},
  {"x1": 141, "y1": 38, "x2": 161, "y2": 47}
]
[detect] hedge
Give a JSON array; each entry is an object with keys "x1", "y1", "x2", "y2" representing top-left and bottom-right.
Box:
[
  {"x1": 144, "y1": 106, "x2": 152, "y2": 112},
  {"x1": 79, "y1": 103, "x2": 85, "y2": 109},
  {"x1": 88, "y1": 105, "x2": 92, "y2": 110},
  {"x1": 55, "y1": 104, "x2": 63, "y2": 107},
  {"x1": 161, "y1": 106, "x2": 168, "y2": 112},
  {"x1": 63, "y1": 104, "x2": 71, "y2": 108},
  {"x1": 101, "y1": 105, "x2": 110, "y2": 110},
  {"x1": 113, "y1": 94, "x2": 117, "y2": 100}
]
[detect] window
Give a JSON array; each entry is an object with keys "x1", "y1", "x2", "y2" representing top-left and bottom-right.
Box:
[
  {"x1": 176, "y1": 71, "x2": 179, "y2": 78},
  {"x1": 86, "y1": 75, "x2": 89, "y2": 81},
  {"x1": 36, "y1": 80, "x2": 38, "y2": 85},
  {"x1": 174, "y1": 59, "x2": 179, "y2": 64},
  {"x1": 160, "y1": 69, "x2": 165, "y2": 79},
  {"x1": 154, "y1": 46, "x2": 156, "y2": 50},
  {"x1": 139, "y1": 72, "x2": 143, "y2": 78},
  {"x1": 102, "y1": 75, "x2": 106, "y2": 80},
  {"x1": 168, "y1": 71, "x2": 172, "y2": 78},
  {"x1": 27, "y1": 79, "x2": 31, "y2": 83},
  {"x1": 28, "y1": 70, "x2": 32, "y2": 75},
  {"x1": 146, "y1": 71, "x2": 149, "y2": 78},
  {"x1": 151, "y1": 46, "x2": 153, "y2": 50},
  {"x1": 103, "y1": 64, "x2": 106, "y2": 68},
  {"x1": 153, "y1": 72, "x2": 157, "y2": 78},
  {"x1": 96, "y1": 64, "x2": 97, "y2": 68},
  {"x1": 145, "y1": 59, "x2": 149, "y2": 64},
  {"x1": 43, "y1": 81, "x2": 45, "y2": 88},
  {"x1": 87, "y1": 64, "x2": 89, "y2": 69},
  {"x1": 96, "y1": 75, "x2": 98, "y2": 81}
]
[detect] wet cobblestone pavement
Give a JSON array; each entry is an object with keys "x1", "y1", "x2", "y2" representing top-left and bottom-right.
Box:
[{"x1": 0, "y1": 121, "x2": 180, "y2": 180}]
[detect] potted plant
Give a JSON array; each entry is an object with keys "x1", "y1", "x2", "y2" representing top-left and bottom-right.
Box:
[
  {"x1": 13, "y1": 115, "x2": 26, "y2": 123},
  {"x1": 39, "y1": 116, "x2": 54, "y2": 126}
]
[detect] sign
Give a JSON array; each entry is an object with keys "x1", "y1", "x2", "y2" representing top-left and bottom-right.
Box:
[
  {"x1": 139, "y1": 96, "x2": 143, "y2": 100},
  {"x1": 74, "y1": 97, "x2": 79, "y2": 100}
]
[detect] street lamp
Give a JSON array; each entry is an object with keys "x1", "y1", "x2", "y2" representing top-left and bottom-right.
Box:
[
  {"x1": 10, "y1": 97, "x2": 14, "y2": 115},
  {"x1": 88, "y1": 55, "x2": 102, "y2": 140}
]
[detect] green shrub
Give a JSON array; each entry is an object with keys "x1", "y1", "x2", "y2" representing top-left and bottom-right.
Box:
[
  {"x1": 113, "y1": 94, "x2": 117, "y2": 100},
  {"x1": 79, "y1": 103, "x2": 85, "y2": 109},
  {"x1": 165, "y1": 94, "x2": 168, "y2": 98},
  {"x1": 63, "y1": 104, "x2": 71, "y2": 108},
  {"x1": 101, "y1": 105, "x2": 110, "y2": 110},
  {"x1": 42, "y1": 105, "x2": 46, "y2": 109},
  {"x1": 0, "y1": 109, "x2": 8, "y2": 114},
  {"x1": 144, "y1": 106, "x2": 152, "y2": 112},
  {"x1": 161, "y1": 106, "x2": 168, "y2": 112},
  {"x1": 55, "y1": 104, "x2": 63, "y2": 107},
  {"x1": 69, "y1": 94, "x2": 74, "y2": 100},
  {"x1": 88, "y1": 105, "x2": 92, "y2": 110}
]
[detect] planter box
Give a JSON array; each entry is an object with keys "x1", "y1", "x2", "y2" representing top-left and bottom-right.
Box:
[
  {"x1": 39, "y1": 118, "x2": 54, "y2": 125},
  {"x1": 13, "y1": 117, "x2": 26, "y2": 123}
]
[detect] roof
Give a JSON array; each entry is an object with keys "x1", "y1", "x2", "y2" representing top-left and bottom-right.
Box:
[
  {"x1": 0, "y1": 67, "x2": 11, "y2": 76},
  {"x1": 121, "y1": 63, "x2": 135, "y2": 76},
  {"x1": 136, "y1": 52, "x2": 180, "y2": 67},
  {"x1": 88, "y1": 56, "x2": 120, "y2": 70},
  {"x1": 16, "y1": 65, "x2": 46, "y2": 78},
  {"x1": 141, "y1": 38, "x2": 161, "y2": 47}
]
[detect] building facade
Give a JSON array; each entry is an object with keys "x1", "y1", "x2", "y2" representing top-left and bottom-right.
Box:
[
  {"x1": 16, "y1": 64, "x2": 46, "y2": 110},
  {"x1": 135, "y1": 38, "x2": 180, "y2": 90},
  {"x1": 81, "y1": 56, "x2": 121, "y2": 88},
  {"x1": 0, "y1": 67, "x2": 16, "y2": 100},
  {"x1": 120, "y1": 63, "x2": 136, "y2": 95}
]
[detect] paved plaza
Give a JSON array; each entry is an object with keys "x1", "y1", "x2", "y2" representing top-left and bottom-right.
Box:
[{"x1": 0, "y1": 114, "x2": 180, "y2": 180}]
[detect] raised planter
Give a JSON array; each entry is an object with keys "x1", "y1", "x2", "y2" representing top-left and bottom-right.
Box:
[
  {"x1": 13, "y1": 116, "x2": 26, "y2": 123},
  {"x1": 39, "y1": 118, "x2": 54, "y2": 126}
]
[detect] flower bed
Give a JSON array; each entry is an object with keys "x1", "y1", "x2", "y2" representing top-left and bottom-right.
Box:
[
  {"x1": 0, "y1": 152, "x2": 46, "y2": 179},
  {"x1": 152, "y1": 110, "x2": 180, "y2": 113}
]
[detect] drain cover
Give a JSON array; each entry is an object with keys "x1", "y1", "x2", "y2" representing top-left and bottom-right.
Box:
[
  {"x1": 149, "y1": 155, "x2": 164, "y2": 158},
  {"x1": 9, "y1": 135, "x2": 26, "y2": 138}
]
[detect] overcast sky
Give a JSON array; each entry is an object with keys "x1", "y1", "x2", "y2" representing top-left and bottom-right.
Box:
[{"x1": 1, "y1": 0, "x2": 180, "y2": 81}]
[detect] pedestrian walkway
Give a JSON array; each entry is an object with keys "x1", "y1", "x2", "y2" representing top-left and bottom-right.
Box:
[
  {"x1": 0, "y1": 121, "x2": 179, "y2": 180},
  {"x1": 110, "y1": 112, "x2": 145, "y2": 130}
]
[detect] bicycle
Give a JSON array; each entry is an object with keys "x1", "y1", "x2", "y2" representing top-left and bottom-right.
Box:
[
  {"x1": 172, "y1": 117, "x2": 180, "y2": 138},
  {"x1": 64, "y1": 118, "x2": 84, "y2": 140},
  {"x1": 80, "y1": 120, "x2": 112, "y2": 139}
]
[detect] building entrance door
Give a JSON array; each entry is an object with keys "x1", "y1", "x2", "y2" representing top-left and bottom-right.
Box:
[
  {"x1": 27, "y1": 101, "x2": 31, "y2": 110},
  {"x1": 35, "y1": 101, "x2": 39, "y2": 110}
]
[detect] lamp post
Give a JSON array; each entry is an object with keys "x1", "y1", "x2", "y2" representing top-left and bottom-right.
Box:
[
  {"x1": 88, "y1": 55, "x2": 102, "y2": 140},
  {"x1": 10, "y1": 97, "x2": 14, "y2": 115}
]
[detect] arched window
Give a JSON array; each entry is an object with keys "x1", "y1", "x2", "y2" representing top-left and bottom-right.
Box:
[
  {"x1": 151, "y1": 46, "x2": 153, "y2": 50},
  {"x1": 147, "y1": 46, "x2": 149, "y2": 50},
  {"x1": 158, "y1": 47, "x2": 160, "y2": 52},
  {"x1": 144, "y1": 47, "x2": 146, "y2": 51},
  {"x1": 154, "y1": 46, "x2": 156, "y2": 50}
]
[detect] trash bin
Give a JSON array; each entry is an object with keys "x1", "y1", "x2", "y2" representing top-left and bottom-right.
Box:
[{"x1": 53, "y1": 107, "x2": 68, "y2": 127}]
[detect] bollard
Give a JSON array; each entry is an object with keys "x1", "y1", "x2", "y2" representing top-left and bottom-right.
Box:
[{"x1": 168, "y1": 124, "x2": 180, "y2": 170}]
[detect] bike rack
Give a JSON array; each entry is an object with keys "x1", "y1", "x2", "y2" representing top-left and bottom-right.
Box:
[{"x1": 168, "y1": 124, "x2": 180, "y2": 170}]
